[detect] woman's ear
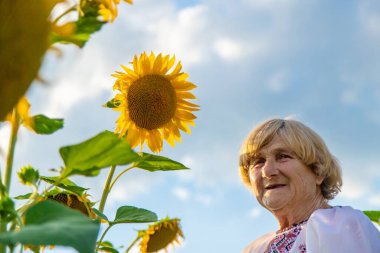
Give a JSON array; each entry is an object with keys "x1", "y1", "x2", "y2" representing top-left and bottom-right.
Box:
[{"x1": 316, "y1": 175, "x2": 324, "y2": 185}]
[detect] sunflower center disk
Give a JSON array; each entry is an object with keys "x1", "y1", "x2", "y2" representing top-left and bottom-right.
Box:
[{"x1": 128, "y1": 74, "x2": 177, "y2": 130}]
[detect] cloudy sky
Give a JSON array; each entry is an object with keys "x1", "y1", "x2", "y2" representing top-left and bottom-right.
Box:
[{"x1": 1, "y1": 0, "x2": 380, "y2": 252}]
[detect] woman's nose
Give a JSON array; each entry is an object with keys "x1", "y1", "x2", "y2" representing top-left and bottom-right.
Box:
[{"x1": 262, "y1": 158, "x2": 279, "y2": 178}]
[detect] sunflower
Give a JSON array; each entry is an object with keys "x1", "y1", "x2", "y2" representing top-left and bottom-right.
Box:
[
  {"x1": 6, "y1": 96, "x2": 34, "y2": 130},
  {"x1": 98, "y1": 0, "x2": 133, "y2": 23},
  {"x1": 110, "y1": 52, "x2": 199, "y2": 153},
  {"x1": 47, "y1": 192, "x2": 96, "y2": 218},
  {"x1": 138, "y1": 218, "x2": 184, "y2": 253}
]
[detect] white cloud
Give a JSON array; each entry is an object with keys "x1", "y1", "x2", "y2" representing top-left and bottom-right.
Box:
[
  {"x1": 172, "y1": 186, "x2": 190, "y2": 201},
  {"x1": 359, "y1": 1, "x2": 380, "y2": 39},
  {"x1": 214, "y1": 38, "x2": 244, "y2": 61},
  {"x1": 243, "y1": 0, "x2": 296, "y2": 9},
  {"x1": 369, "y1": 195, "x2": 380, "y2": 207},
  {"x1": 145, "y1": 4, "x2": 209, "y2": 64},
  {"x1": 37, "y1": 46, "x2": 112, "y2": 117},
  {"x1": 177, "y1": 147, "x2": 240, "y2": 188},
  {"x1": 194, "y1": 193, "x2": 213, "y2": 206}
]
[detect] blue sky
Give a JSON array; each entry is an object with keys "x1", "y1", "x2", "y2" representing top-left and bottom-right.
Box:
[{"x1": 1, "y1": 0, "x2": 380, "y2": 252}]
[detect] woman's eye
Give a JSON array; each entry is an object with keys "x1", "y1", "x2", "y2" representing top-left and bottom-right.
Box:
[
  {"x1": 252, "y1": 158, "x2": 265, "y2": 166},
  {"x1": 277, "y1": 153, "x2": 291, "y2": 160}
]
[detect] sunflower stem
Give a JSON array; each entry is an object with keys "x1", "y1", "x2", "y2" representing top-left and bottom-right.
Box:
[
  {"x1": 4, "y1": 110, "x2": 20, "y2": 193},
  {"x1": 108, "y1": 165, "x2": 135, "y2": 192},
  {"x1": 95, "y1": 224, "x2": 113, "y2": 252},
  {"x1": 125, "y1": 235, "x2": 140, "y2": 253},
  {"x1": 98, "y1": 165, "x2": 116, "y2": 213},
  {"x1": 0, "y1": 110, "x2": 20, "y2": 253}
]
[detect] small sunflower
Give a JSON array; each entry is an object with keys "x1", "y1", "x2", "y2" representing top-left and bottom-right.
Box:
[
  {"x1": 110, "y1": 52, "x2": 199, "y2": 153},
  {"x1": 98, "y1": 0, "x2": 133, "y2": 23},
  {"x1": 139, "y1": 218, "x2": 184, "y2": 253},
  {"x1": 47, "y1": 192, "x2": 96, "y2": 218},
  {"x1": 6, "y1": 96, "x2": 34, "y2": 130}
]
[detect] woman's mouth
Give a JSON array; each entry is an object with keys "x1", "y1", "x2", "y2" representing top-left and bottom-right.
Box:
[{"x1": 265, "y1": 184, "x2": 286, "y2": 190}]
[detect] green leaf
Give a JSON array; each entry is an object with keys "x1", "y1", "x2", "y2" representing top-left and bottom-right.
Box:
[
  {"x1": 31, "y1": 114, "x2": 63, "y2": 134},
  {"x1": 111, "y1": 206, "x2": 157, "y2": 225},
  {"x1": 0, "y1": 201, "x2": 100, "y2": 253},
  {"x1": 98, "y1": 247, "x2": 119, "y2": 253},
  {"x1": 104, "y1": 98, "x2": 121, "y2": 108},
  {"x1": 60, "y1": 131, "x2": 141, "y2": 177},
  {"x1": 93, "y1": 208, "x2": 109, "y2": 222},
  {"x1": 135, "y1": 153, "x2": 190, "y2": 172},
  {"x1": 13, "y1": 193, "x2": 32, "y2": 200},
  {"x1": 40, "y1": 176, "x2": 88, "y2": 196},
  {"x1": 363, "y1": 210, "x2": 380, "y2": 225},
  {"x1": 50, "y1": 4, "x2": 105, "y2": 48}
]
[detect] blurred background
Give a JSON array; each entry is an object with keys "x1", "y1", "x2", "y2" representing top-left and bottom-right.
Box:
[{"x1": 1, "y1": 0, "x2": 380, "y2": 252}]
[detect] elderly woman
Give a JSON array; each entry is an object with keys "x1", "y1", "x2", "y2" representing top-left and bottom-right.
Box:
[{"x1": 239, "y1": 118, "x2": 380, "y2": 253}]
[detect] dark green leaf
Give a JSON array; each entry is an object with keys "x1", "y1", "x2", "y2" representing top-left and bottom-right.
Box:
[
  {"x1": 363, "y1": 210, "x2": 380, "y2": 225},
  {"x1": 60, "y1": 131, "x2": 141, "y2": 177},
  {"x1": 30, "y1": 114, "x2": 63, "y2": 134},
  {"x1": 93, "y1": 208, "x2": 109, "y2": 222},
  {"x1": 13, "y1": 193, "x2": 32, "y2": 200},
  {"x1": 98, "y1": 247, "x2": 119, "y2": 253},
  {"x1": 104, "y1": 98, "x2": 121, "y2": 108},
  {"x1": 0, "y1": 201, "x2": 100, "y2": 253},
  {"x1": 135, "y1": 153, "x2": 190, "y2": 172},
  {"x1": 40, "y1": 176, "x2": 88, "y2": 196},
  {"x1": 111, "y1": 206, "x2": 157, "y2": 225}
]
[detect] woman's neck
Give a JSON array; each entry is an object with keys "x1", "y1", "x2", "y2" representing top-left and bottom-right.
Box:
[{"x1": 272, "y1": 194, "x2": 330, "y2": 230}]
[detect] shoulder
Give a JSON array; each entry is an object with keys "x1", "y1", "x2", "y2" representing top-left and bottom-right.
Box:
[
  {"x1": 242, "y1": 232, "x2": 275, "y2": 253},
  {"x1": 306, "y1": 206, "x2": 380, "y2": 253},
  {"x1": 310, "y1": 205, "x2": 371, "y2": 225}
]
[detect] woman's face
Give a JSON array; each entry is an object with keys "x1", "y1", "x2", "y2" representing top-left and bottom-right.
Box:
[{"x1": 248, "y1": 135, "x2": 323, "y2": 212}]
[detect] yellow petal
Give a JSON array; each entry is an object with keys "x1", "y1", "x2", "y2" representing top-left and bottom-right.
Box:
[
  {"x1": 176, "y1": 91, "x2": 197, "y2": 99},
  {"x1": 175, "y1": 110, "x2": 196, "y2": 120}
]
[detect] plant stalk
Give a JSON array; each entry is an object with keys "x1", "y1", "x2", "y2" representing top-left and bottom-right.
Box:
[
  {"x1": 0, "y1": 111, "x2": 20, "y2": 253},
  {"x1": 95, "y1": 225, "x2": 113, "y2": 252},
  {"x1": 125, "y1": 235, "x2": 140, "y2": 253},
  {"x1": 108, "y1": 165, "x2": 134, "y2": 192},
  {"x1": 4, "y1": 111, "x2": 20, "y2": 193},
  {"x1": 98, "y1": 165, "x2": 116, "y2": 213}
]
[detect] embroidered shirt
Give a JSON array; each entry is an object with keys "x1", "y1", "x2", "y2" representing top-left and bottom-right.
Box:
[
  {"x1": 264, "y1": 220, "x2": 307, "y2": 253},
  {"x1": 242, "y1": 206, "x2": 380, "y2": 253}
]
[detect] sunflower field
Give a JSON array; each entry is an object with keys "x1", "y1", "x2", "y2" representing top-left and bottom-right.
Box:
[{"x1": 0, "y1": 0, "x2": 198, "y2": 252}]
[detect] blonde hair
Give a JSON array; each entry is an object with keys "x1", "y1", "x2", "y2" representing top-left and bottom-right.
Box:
[{"x1": 239, "y1": 118, "x2": 342, "y2": 200}]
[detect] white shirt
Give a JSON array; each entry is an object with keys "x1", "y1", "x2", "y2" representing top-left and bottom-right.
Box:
[{"x1": 243, "y1": 206, "x2": 380, "y2": 253}]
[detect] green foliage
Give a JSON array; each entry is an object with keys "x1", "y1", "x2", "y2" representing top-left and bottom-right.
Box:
[
  {"x1": 0, "y1": 196, "x2": 16, "y2": 223},
  {"x1": 50, "y1": 3, "x2": 105, "y2": 47},
  {"x1": 59, "y1": 131, "x2": 141, "y2": 177},
  {"x1": 31, "y1": 114, "x2": 64, "y2": 134},
  {"x1": 0, "y1": 2, "x2": 189, "y2": 252},
  {"x1": 136, "y1": 153, "x2": 190, "y2": 172},
  {"x1": 0, "y1": 201, "x2": 100, "y2": 253},
  {"x1": 363, "y1": 210, "x2": 380, "y2": 225},
  {"x1": 40, "y1": 176, "x2": 88, "y2": 196},
  {"x1": 104, "y1": 98, "x2": 121, "y2": 109},
  {"x1": 17, "y1": 165, "x2": 40, "y2": 186},
  {"x1": 111, "y1": 206, "x2": 158, "y2": 225},
  {"x1": 93, "y1": 208, "x2": 109, "y2": 222}
]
